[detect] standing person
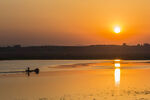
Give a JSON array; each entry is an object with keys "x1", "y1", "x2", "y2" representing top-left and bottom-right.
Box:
[{"x1": 26, "y1": 67, "x2": 30, "y2": 76}]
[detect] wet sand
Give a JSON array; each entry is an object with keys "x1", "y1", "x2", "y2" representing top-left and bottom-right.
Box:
[{"x1": 0, "y1": 60, "x2": 150, "y2": 100}]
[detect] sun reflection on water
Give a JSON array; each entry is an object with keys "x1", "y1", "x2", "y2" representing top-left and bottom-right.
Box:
[
  {"x1": 114, "y1": 59, "x2": 121, "y2": 62},
  {"x1": 114, "y1": 60, "x2": 121, "y2": 86},
  {"x1": 115, "y1": 68, "x2": 120, "y2": 86},
  {"x1": 115, "y1": 63, "x2": 120, "y2": 68}
]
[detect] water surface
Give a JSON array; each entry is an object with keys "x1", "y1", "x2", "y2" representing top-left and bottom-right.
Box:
[{"x1": 0, "y1": 60, "x2": 150, "y2": 100}]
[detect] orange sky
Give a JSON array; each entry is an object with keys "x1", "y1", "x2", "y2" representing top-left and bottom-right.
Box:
[{"x1": 0, "y1": 0, "x2": 150, "y2": 46}]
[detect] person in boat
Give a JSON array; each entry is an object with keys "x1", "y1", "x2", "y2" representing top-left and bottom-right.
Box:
[
  {"x1": 26, "y1": 67, "x2": 30, "y2": 72},
  {"x1": 25, "y1": 67, "x2": 40, "y2": 76},
  {"x1": 26, "y1": 67, "x2": 30, "y2": 76}
]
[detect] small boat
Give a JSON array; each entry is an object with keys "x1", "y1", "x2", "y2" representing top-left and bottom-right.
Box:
[{"x1": 25, "y1": 67, "x2": 40, "y2": 76}]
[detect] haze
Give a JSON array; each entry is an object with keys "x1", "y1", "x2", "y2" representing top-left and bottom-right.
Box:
[{"x1": 1, "y1": 0, "x2": 150, "y2": 46}]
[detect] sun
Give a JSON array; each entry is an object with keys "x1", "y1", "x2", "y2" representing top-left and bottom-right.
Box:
[{"x1": 114, "y1": 26, "x2": 121, "y2": 34}]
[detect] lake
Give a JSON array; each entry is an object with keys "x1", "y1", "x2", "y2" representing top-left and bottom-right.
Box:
[{"x1": 0, "y1": 60, "x2": 150, "y2": 100}]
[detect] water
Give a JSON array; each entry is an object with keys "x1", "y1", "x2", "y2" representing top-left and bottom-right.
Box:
[
  {"x1": 0, "y1": 60, "x2": 112, "y2": 72},
  {"x1": 1, "y1": 60, "x2": 150, "y2": 100}
]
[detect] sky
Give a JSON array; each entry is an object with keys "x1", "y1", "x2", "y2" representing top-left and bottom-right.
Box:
[{"x1": 0, "y1": 0, "x2": 150, "y2": 46}]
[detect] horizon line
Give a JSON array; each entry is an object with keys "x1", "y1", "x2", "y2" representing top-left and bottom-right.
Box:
[{"x1": 1, "y1": 43, "x2": 150, "y2": 47}]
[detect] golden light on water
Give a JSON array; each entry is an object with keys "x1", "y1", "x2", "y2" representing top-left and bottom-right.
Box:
[
  {"x1": 115, "y1": 68, "x2": 121, "y2": 86},
  {"x1": 115, "y1": 63, "x2": 121, "y2": 68},
  {"x1": 114, "y1": 59, "x2": 121, "y2": 86},
  {"x1": 114, "y1": 59, "x2": 121, "y2": 62}
]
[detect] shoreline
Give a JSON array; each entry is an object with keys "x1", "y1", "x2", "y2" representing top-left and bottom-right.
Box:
[{"x1": 0, "y1": 58, "x2": 150, "y2": 60}]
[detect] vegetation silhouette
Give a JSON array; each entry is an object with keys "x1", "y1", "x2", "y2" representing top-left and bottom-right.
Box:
[{"x1": 1, "y1": 43, "x2": 150, "y2": 60}]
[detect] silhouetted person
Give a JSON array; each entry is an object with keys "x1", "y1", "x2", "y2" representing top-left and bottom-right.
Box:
[
  {"x1": 25, "y1": 67, "x2": 40, "y2": 76},
  {"x1": 26, "y1": 67, "x2": 30, "y2": 76}
]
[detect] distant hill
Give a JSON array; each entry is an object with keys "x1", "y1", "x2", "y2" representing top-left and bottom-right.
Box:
[{"x1": 1, "y1": 44, "x2": 150, "y2": 60}]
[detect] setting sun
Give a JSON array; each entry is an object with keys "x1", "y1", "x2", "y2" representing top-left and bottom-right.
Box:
[{"x1": 114, "y1": 26, "x2": 121, "y2": 34}]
